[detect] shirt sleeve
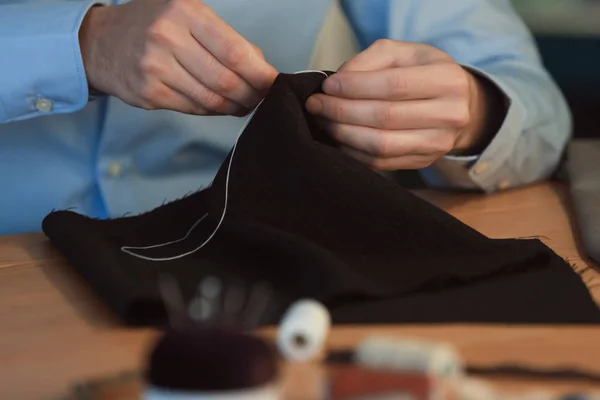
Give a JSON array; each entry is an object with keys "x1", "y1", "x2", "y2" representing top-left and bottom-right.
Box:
[
  {"x1": 0, "y1": 0, "x2": 108, "y2": 124},
  {"x1": 343, "y1": 0, "x2": 572, "y2": 193}
]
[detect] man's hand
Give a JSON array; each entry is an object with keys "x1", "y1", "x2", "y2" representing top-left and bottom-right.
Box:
[
  {"x1": 306, "y1": 39, "x2": 494, "y2": 170},
  {"x1": 79, "y1": 0, "x2": 277, "y2": 116}
]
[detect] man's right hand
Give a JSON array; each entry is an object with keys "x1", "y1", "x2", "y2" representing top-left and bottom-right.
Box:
[{"x1": 79, "y1": 0, "x2": 278, "y2": 116}]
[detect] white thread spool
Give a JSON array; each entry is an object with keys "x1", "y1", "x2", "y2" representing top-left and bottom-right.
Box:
[
  {"x1": 143, "y1": 384, "x2": 281, "y2": 400},
  {"x1": 276, "y1": 299, "x2": 331, "y2": 362},
  {"x1": 354, "y1": 336, "x2": 464, "y2": 379}
]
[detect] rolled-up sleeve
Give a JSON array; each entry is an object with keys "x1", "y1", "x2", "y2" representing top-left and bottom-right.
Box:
[
  {"x1": 344, "y1": 0, "x2": 572, "y2": 193},
  {"x1": 0, "y1": 0, "x2": 108, "y2": 124}
]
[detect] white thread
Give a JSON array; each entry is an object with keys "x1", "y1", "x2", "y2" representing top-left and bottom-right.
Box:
[{"x1": 121, "y1": 70, "x2": 329, "y2": 262}]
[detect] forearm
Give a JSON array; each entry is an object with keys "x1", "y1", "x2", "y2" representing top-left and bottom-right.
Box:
[{"x1": 0, "y1": 0, "x2": 107, "y2": 124}]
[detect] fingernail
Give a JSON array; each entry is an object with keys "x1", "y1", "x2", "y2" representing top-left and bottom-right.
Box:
[
  {"x1": 306, "y1": 96, "x2": 322, "y2": 113},
  {"x1": 323, "y1": 77, "x2": 340, "y2": 94}
]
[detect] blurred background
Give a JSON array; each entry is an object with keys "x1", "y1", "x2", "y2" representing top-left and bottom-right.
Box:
[{"x1": 512, "y1": 0, "x2": 600, "y2": 138}]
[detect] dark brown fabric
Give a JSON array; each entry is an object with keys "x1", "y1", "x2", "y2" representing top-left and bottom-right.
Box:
[{"x1": 42, "y1": 72, "x2": 600, "y2": 327}]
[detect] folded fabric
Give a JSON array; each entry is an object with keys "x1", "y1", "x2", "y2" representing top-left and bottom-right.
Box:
[{"x1": 42, "y1": 71, "x2": 600, "y2": 327}]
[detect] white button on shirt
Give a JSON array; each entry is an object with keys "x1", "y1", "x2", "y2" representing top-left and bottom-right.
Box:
[
  {"x1": 108, "y1": 162, "x2": 123, "y2": 178},
  {"x1": 473, "y1": 162, "x2": 490, "y2": 175},
  {"x1": 498, "y1": 179, "x2": 511, "y2": 190},
  {"x1": 35, "y1": 97, "x2": 52, "y2": 112}
]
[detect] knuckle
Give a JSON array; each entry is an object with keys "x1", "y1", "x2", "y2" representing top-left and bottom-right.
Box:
[
  {"x1": 440, "y1": 103, "x2": 470, "y2": 128},
  {"x1": 372, "y1": 134, "x2": 392, "y2": 157},
  {"x1": 448, "y1": 64, "x2": 470, "y2": 95},
  {"x1": 417, "y1": 158, "x2": 435, "y2": 169},
  {"x1": 139, "y1": 82, "x2": 173, "y2": 109},
  {"x1": 204, "y1": 91, "x2": 228, "y2": 111},
  {"x1": 215, "y1": 70, "x2": 240, "y2": 93},
  {"x1": 370, "y1": 158, "x2": 390, "y2": 171},
  {"x1": 185, "y1": 85, "x2": 207, "y2": 105},
  {"x1": 435, "y1": 134, "x2": 455, "y2": 154},
  {"x1": 223, "y1": 42, "x2": 249, "y2": 68},
  {"x1": 139, "y1": 83, "x2": 167, "y2": 107},
  {"x1": 390, "y1": 74, "x2": 409, "y2": 97},
  {"x1": 376, "y1": 106, "x2": 398, "y2": 129},
  {"x1": 331, "y1": 101, "x2": 347, "y2": 121},
  {"x1": 139, "y1": 55, "x2": 166, "y2": 77},
  {"x1": 147, "y1": 20, "x2": 174, "y2": 46},
  {"x1": 452, "y1": 104, "x2": 471, "y2": 128},
  {"x1": 372, "y1": 38, "x2": 395, "y2": 51},
  {"x1": 203, "y1": 49, "x2": 220, "y2": 72}
]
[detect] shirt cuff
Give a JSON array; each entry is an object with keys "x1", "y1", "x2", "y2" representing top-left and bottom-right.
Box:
[
  {"x1": 424, "y1": 65, "x2": 526, "y2": 193},
  {"x1": 0, "y1": 0, "x2": 108, "y2": 123}
]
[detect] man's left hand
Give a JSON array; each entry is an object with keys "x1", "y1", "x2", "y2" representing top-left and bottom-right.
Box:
[{"x1": 306, "y1": 39, "x2": 491, "y2": 170}]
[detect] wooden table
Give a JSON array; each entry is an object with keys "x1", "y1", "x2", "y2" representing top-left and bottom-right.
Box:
[{"x1": 0, "y1": 183, "x2": 599, "y2": 399}]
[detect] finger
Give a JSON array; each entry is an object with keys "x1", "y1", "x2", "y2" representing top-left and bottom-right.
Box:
[
  {"x1": 251, "y1": 43, "x2": 264, "y2": 58},
  {"x1": 323, "y1": 64, "x2": 467, "y2": 101},
  {"x1": 306, "y1": 94, "x2": 466, "y2": 131},
  {"x1": 166, "y1": 68, "x2": 248, "y2": 116},
  {"x1": 190, "y1": 3, "x2": 278, "y2": 92},
  {"x1": 325, "y1": 123, "x2": 455, "y2": 158},
  {"x1": 137, "y1": 80, "x2": 213, "y2": 115},
  {"x1": 171, "y1": 37, "x2": 259, "y2": 110},
  {"x1": 340, "y1": 40, "x2": 450, "y2": 72},
  {"x1": 340, "y1": 146, "x2": 436, "y2": 171}
]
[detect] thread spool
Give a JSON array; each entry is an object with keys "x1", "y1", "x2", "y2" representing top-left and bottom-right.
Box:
[
  {"x1": 353, "y1": 336, "x2": 464, "y2": 379},
  {"x1": 276, "y1": 299, "x2": 331, "y2": 362}
]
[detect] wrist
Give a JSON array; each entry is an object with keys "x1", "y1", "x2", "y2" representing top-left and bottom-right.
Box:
[
  {"x1": 79, "y1": 4, "x2": 110, "y2": 93},
  {"x1": 452, "y1": 68, "x2": 507, "y2": 156},
  {"x1": 452, "y1": 71, "x2": 488, "y2": 154}
]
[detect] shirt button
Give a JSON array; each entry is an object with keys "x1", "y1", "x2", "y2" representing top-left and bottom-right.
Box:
[
  {"x1": 498, "y1": 179, "x2": 511, "y2": 190},
  {"x1": 35, "y1": 98, "x2": 53, "y2": 112},
  {"x1": 473, "y1": 161, "x2": 489, "y2": 175},
  {"x1": 108, "y1": 162, "x2": 123, "y2": 177}
]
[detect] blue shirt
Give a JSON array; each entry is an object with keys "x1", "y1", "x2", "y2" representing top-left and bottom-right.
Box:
[{"x1": 0, "y1": 0, "x2": 571, "y2": 235}]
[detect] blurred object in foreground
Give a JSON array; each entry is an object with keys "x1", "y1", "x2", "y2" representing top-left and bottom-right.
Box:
[
  {"x1": 144, "y1": 326, "x2": 281, "y2": 399},
  {"x1": 327, "y1": 365, "x2": 440, "y2": 399}
]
